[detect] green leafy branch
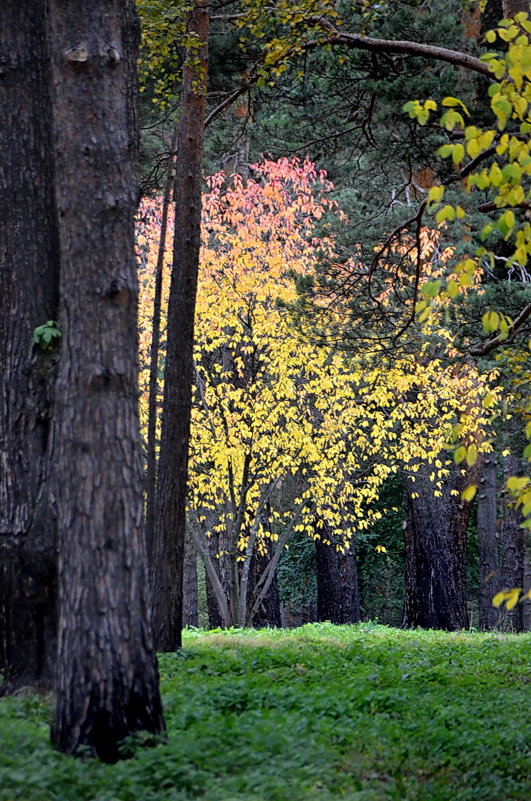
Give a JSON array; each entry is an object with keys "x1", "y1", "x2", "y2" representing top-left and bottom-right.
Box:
[{"x1": 32, "y1": 320, "x2": 62, "y2": 351}]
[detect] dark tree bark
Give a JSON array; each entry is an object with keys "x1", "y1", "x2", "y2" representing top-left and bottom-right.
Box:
[
  {"x1": 315, "y1": 522, "x2": 360, "y2": 624},
  {"x1": 248, "y1": 542, "x2": 281, "y2": 628},
  {"x1": 477, "y1": 454, "x2": 500, "y2": 630},
  {"x1": 182, "y1": 526, "x2": 199, "y2": 628},
  {"x1": 144, "y1": 125, "x2": 178, "y2": 562},
  {"x1": 502, "y1": 1, "x2": 530, "y2": 18},
  {"x1": 0, "y1": 0, "x2": 59, "y2": 693},
  {"x1": 402, "y1": 459, "x2": 480, "y2": 631},
  {"x1": 47, "y1": 0, "x2": 165, "y2": 760},
  {"x1": 523, "y1": 556, "x2": 531, "y2": 632},
  {"x1": 316, "y1": 538, "x2": 342, "y2": 624},
  {"x1": 339, "y1": 542, "x2": 361, "y2": 624},
  {"x1": 206, "y1": 571, "x2": 224, "y2": 628},
  {"x1": 150, "y1": 0, "x2": 209, "y2": 651},
  {"x1": 497, "y1": 454, "x2": 525, "y2": 632}
]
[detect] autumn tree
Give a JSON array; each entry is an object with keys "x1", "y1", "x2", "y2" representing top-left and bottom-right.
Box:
[{"x1": 138, "y1": 158, "x2": 495, "y2": 628}]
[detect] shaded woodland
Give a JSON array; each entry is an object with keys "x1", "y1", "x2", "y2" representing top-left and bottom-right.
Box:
[{"x1": 1, "y1": 0, "x2": 530, "y2": 765}]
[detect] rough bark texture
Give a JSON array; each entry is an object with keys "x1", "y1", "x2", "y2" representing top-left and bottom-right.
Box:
[
  {"x1": 0, "y1": 0, "x2": 59, "y2": 692},
  {"x1": 48, "y1": 0, "x2": 165, "y2": 760},
  {"x1": 477, "y1": 455, "x2": 500, "y2": 630},
  {"x1": 316, "y1": 538, "x2": 342, "y2": 624},
  {"x1": 150, "y1": 0, "x2": 209, "y2": 651},
  {"x1": 339, "y1": 543, "x2": 361, "y2": 624},
  {"x1": 502, "y1": 0, "x2": 530, "y2": 18},
  {"x1": 316, "y1": 529, "x2": 360, "y2": 624},
  {"x1": 402, "y1": 460, "x2": 480, "y2": 631}
]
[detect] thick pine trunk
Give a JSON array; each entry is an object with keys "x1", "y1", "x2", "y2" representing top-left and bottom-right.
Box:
[
  {"x1": 0, "y1": 0, "x2": 59, "y2": 692},
  {"x1": 316, "y1": 538, "x2": 342, "y2": 623},
  {"x1": 477, "y1": 455, "x2": 500, "y2": 629},
  {"x1": 402, "y1": 461, "x2": 479, "y2": 630},
  {"x1": 339, "y1": 542, "x2": 361, "y2": 624},
  {"x1": 151, "y1": 0, "x2": 209, "y2": 651},
  {"x1": 47, "y1": 0, "x2": 164, "y2": 760},
  {"x1": 316, "y1": 530, "x2": 361, "y2": 624}
]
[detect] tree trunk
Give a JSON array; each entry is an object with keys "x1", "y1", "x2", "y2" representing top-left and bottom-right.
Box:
[
  {"x1": 0, "y1": 0, "x2": 59, "y2": 693},
  {"x1": 316, "y1": 530, "x2": 361, "y2": 624},
  {"x1": 339, "y1": 542, "x2": 361, "y2": 624},
  {"x1": 47, "y1": 0, "x2": 164, "y2": 760},
  {"x1": 150, "y1": 0, "x2": 209, "y2": 651},
  {"x1": 248, "y1": 543, "x2": 281, "y2": 628},
  {"x1": 502, "y1": 1, "x2": 530, "y2": 18},
  {"x1": 497, "y1": 454, "x2": 525, "y2": 632},
  {"x1": 523, "y1": 556, "x2": 531, "y2": 632},
  {"x1": 402, "y1": 460, "x2": 479, "y2": 630},
  {"x1": 183, "y1": 527, "x2": 199, "y2": 627},
  {"x1": 477, "y1": 454, "x2": 500, "y2": 630},
  {"x1": 316, "y1": 538, "x2": 342, "y2": 624},
  {"x1": 144, "y1": 125, "x2": 177, "y2": 561}
]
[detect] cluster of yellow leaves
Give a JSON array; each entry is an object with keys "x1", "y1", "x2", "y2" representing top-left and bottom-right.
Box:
[
  {"x1": 493, "y1": 587, "x2": 531, "y2": 609},
  {"x1": 407, "y1": 13, "x2": 531, "y2": 292},
  {"x1": 137, "y1": 0, "x2": 195, "y2": 105}
]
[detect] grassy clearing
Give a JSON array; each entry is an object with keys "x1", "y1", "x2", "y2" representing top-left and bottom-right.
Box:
[{"x1": 0, "y1": 623, "x2": 529, "y2": 801}]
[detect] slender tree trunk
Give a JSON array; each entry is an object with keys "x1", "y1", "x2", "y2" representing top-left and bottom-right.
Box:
[
  {"x1": 402, "y1": 460, "x2": 480, "y2": 630},
  {"x1": 145, "y1": 125, "x2": 178, "y2": 561},
  {"x1": 248, "y1": 543, "x2": 281, "y2": 627},
  {"x1": 47, "y1": 0, "x2": 164, "y2": 760},
  {"x1": 523, "y1": 556, "x2": 531, "y2": 632},
  {"x1": 497, "y1": 454, "x2": 524, "y2": 631},
  {"x1": 183, "y1": 526, "x2": 199, "y2": 627},
  {"x1": 205, "y1": 531, "x2": 224, "y2": 628},
  {"x1": 0, "y1": 0, "x2": 59, "y2": 693},
  {"x1": 150, "y1": 0, "x2": 209, "y2": 651},
  {"x1": 477, "y1": 454, "x2": 500, "y2": 629}
]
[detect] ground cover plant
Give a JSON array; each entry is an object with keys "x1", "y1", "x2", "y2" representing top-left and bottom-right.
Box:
[{"x1": 0, "y1": 623, "x2": 529, "y2": 801}]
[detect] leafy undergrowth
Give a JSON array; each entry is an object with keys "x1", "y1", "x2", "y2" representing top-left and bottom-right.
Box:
[{"x1": 0, "y1": 623, "x2": 529, "y2": 801}]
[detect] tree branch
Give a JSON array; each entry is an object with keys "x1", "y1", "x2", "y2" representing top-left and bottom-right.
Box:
[
  {"x1": 312, "y1": 23, "x2": 492, "y2": 77},
  {"x1": 470, "y1": 301, "x2": 531, "y2": 357}
]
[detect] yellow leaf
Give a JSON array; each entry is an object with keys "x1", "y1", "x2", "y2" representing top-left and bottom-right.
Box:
[
  {"x1": 447, "y1": 280, "x2": 460, "y2": 299},
  {"x1": 466, "y1": 444, "x2": 478, "y2": 467},
  {"x1": 462, "y1": 484, "x2": 477, "y2": 502},
  {"x1": 454, "y1": 446, "x2": 467, "y2": 464},
  {"x1": 492, "y1": 589, "x2": 522, "y2": 610}
]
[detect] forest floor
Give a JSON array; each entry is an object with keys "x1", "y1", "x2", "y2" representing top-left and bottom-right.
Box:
[{"x1": 0, "y1": 623, "x2": 529, "y2": 801}]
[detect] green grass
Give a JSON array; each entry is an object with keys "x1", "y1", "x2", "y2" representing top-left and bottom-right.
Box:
[{"x1": 0, "y1": 623, "x2": 529, "y2": 800}]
